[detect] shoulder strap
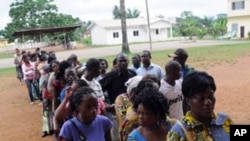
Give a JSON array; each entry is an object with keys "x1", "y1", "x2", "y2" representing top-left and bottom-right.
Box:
[{"x1": 70, "y1": 119, "x2": 87, "y2": 141}]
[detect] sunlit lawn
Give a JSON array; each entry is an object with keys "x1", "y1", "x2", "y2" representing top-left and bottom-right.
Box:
[
  {"x1": 81, "y1": 42, "x2": 250, "y2": 70},
  {"x1": 1, "y1": 43, "x2": 250, "y2": 76}
]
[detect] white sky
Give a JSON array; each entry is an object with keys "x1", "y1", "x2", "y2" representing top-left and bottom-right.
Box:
[{"x1": 0, "y1": 0, "x2": 227, "y2": 30}]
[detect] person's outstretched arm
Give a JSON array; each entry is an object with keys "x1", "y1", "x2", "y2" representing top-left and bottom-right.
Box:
[{"x1": 54, "y1": 86, "x2": 72, "y2": 122}]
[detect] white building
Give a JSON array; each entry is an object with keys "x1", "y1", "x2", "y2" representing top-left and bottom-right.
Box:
[
  {"x1": 227, "y1": 0, "x2": 250, "y2": 38},
  {"x1": 87, "y1": 18, "x2": 174, "y2": 45}
]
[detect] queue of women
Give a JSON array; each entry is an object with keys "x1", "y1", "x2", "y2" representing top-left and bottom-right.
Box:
[{"x1": 14, "y1": 47, "x2": 232, "y2": 141}]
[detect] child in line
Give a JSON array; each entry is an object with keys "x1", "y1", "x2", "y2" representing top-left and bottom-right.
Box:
[
  {"x1": 55, "y1": 79, "x2": 89, "y2": 124},
  {"x1": 59, "y1": 86, "x2": 113, "y2": 141}
]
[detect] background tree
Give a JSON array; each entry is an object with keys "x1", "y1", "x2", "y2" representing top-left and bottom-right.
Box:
[
  {"x1": 126, "y1": 8, "x2": 140, "y2": 19},
  {"x1": 200, "y1": 16, "x2": 214, "y2": 32},
  {"x1": 120, "y1": 0, "x2": 130, "y2": 53},
  {"x1": 2, "y1": 0, "x2": 83, "y2": 42},
  {"x1": 173, "y1": 11, "x2": 227, "y2": 39},
  {"x1": 112, "y1": 5, "x2": 121, "y2": 19},
  {"x1": 112, "y1": 5, "x2": 141, "y2": 19},
  {"x1": 178, "y1": 11, "x2": 198, "y2": 40},
  {"x1": 210, "y1": 16, "x2": 227, "y2": 38}
]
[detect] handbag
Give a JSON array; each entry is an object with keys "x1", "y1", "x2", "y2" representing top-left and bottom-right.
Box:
[{"x1": 70, "y1": 119, "x2": 87, "y2": 141}]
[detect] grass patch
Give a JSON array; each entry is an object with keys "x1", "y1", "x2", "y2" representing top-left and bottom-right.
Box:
[
  {"x1": 0, "y1": 67, "x2": 15, "y2": 76},
  {"x1": 187, "y1": 43, "x2": 250, "y2": 69},
  {"x1": 80, "y1": 43, "x2": 250, "y2": 70},
  {"x1": 0, "y1": 53, "x2": 13, "y2": 59},
  {"x1": 1, "y1": 43, "x2": 250, "y2": 76}
]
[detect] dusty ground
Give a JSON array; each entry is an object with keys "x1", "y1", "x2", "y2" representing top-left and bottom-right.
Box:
[{"x1": 0, "y1": 45, "x2": 250, "y2": 140}]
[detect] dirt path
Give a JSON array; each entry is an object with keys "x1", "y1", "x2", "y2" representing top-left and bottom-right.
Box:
[
  {"x1": 206, "y1": 56, "x2": 250, "y2": 124},
  {"x1": 0, "y1": 51, "x2": 250, "y2": 140}
]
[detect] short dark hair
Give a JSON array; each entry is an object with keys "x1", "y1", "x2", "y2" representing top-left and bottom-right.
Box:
[
  {"x1": 98, "y1": 58, "x2": 109, "y2": 68},
  {"x1": 73, "y1": 79, "x2": 88, "y2": 87},
  {"x1": 182, "y1": 71, "x2": 216, "y2": 98},
  {"x1": 132, "y1": 54, "x2": 141, "y2": 61},
  {"x1": 86, "y1": 58, "x2": 100, "y2": 71},
  {"x1": 57, "y1": 60, "x2": 72, "y2": 80},
  {"x1": 142, "y1": 50, "x2": 151, "y2": 58},
  {"x1": 68, "y1": 54, "x2": 78, "y2": 61},
  {"x1": 133, "y1": 88, "x2": 169, "y2": 121},
  {"x1": 142, "y1": 75, "x2": 161, "y2": 87},
  {"x1": 131, "y1": 79, "x2": 159, "y2": 105},
  {"x1": 69, "y1": 86, "x2": 96, "y2": 113},
  {"x1": 165, "y1": 60, "x2": 181, "y2": 74}
]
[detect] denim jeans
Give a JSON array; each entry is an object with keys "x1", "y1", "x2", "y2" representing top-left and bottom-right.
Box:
[{"x1": 25, "y1": 79, "x2": 41, "y2": 102}]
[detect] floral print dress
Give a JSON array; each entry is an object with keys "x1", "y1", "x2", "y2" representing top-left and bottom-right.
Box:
[{"x1": 167, "y1": 111, "x2": 232, "y2": 141}]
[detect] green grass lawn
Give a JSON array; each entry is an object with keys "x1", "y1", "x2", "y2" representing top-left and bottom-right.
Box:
[
  {"x1": 0, "y1": 53, "x2": 13, "y2": 59},
  {"x1": 0, "y1": 67, "x2": 15, "y2": 76},
  {"x1": 1, "y1": 43, "x2": 250, "y2": 76},
  {"x1": 80, "y1": 42, "x2": 250, "y2": 70}
]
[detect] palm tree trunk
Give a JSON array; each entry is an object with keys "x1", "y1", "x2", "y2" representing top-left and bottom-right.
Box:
[{"x1": 120, "y1": 0, "x2": 130, "y2": 53}]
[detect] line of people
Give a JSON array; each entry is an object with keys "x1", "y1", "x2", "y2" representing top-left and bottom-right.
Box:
[{"x1": 13, "y1": 47, "x2": 232, "y2": 141}]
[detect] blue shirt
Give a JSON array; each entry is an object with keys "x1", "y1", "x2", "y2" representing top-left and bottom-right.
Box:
[
  {"x1": 129, "y1": 65, "x2": 140, "y2": 72},
  {"x1": 136, "y1": 63, "x2": 164, "y2": 80},
  {"x1": 59, "y1": 115, "x2": 113, "y2": 141},
  {"x1": 127, "y1": 129, "x2": 147, "y2": 141},
  {"x1": 60, "y1": 84, "x2": 69, "y2": 102}
]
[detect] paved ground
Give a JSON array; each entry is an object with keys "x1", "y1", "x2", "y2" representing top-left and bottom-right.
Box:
[{"x1": 1, "y1": 40, "x2": 249, "y2": 69}]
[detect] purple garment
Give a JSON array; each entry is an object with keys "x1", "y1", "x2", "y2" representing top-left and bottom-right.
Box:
[{"x1": 59, "y1": 115, "x2": 113, "y2": 141}]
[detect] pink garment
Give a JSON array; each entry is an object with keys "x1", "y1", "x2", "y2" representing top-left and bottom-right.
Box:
[
  {"x1": 22, "y1": 62, "x2": 35, "y2": 80},
  {"x1": 97, "y1": 98, "x2": 105, "y2": 115}
]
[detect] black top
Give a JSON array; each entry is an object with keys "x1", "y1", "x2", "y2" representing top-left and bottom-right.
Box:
[
  {"x1": 99, "y1": 69, "x2": 137, "y2": 104},
  {"x1": 182, "y1": 65, "x2": 195, "y2": 78}
]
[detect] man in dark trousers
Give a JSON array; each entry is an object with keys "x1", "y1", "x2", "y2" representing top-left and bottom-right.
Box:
[{"x1": 99, "y1": 52, "x2": 136, "y2": 140}]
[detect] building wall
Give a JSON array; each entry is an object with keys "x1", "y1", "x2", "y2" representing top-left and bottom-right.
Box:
[
  {"x1": 91, "y1": 25, "x2": 107, "y2": 45},
  {"x1": 104, "y1": 27, "x2": 120, "y2": 45},
  {"x1": 150, "y1": 21, "x2": 172, "y2": 41},
  {"x1": 104, "y1": 26, "x2": 148, "y2": 45},
  {"x1": 228, "y1": 16, "x2": 250, "y2": 38},
  {"x1": 228, "y1": 0, "x2": 250, "y2": 17},
  {"x1": 150, "y1": 28, "x2": 167, "y2": 41},
  {"x1": 227, "y1": 0, "x2": 250, "y2": 38},
  {"x1": 127, "y1": 26, "x2": 147, "y2": 43},
  {"x1": 91, "y1": 20, "x2": 173, "y2": 45}
]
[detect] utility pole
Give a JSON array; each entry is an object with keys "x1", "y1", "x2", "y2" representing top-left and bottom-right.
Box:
[{"x1": 145, "y1": 0, "x2": 152, "y2": 51}]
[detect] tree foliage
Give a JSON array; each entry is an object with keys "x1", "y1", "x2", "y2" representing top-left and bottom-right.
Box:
[
  {"x1": 210, "y1": 16, "x2": 227, "y2": 38},
  {"x1": 9, "y1": 0, "x2": 58, "y2": 29},
  {"x1": 126, "y1": 8, "x2": 140, "y2": 19},
  {"x1": 1, "y1": 0, "x2": 84, "y2": 42},
  {"x1": 174, "y1": 10, "x2": 227, "y2": 39},
  {"x1": 112, "y1": 5, "x2": 140, "y2": 19},
  {"x1": 112, "y1": 5, "x2": 121, "y2": 19},
  {"x1": 178, "y1": 11, "x2": 198, "y2": 39}
]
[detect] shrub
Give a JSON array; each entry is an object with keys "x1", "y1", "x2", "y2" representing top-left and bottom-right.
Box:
[{"x1": 83, "y1": 37, "x2": 92, "y2": 45}]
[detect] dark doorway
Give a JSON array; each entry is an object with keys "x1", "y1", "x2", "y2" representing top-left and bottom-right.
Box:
[{"x1": 240, "y1": 26, "x2": 245, "y2": 38}]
